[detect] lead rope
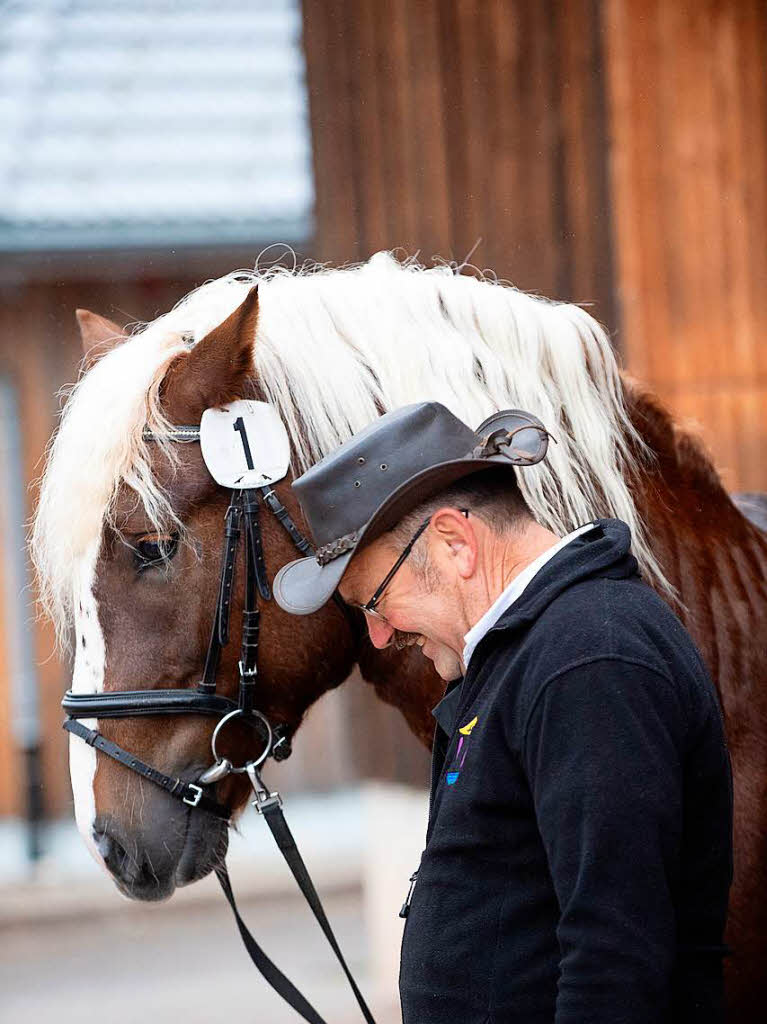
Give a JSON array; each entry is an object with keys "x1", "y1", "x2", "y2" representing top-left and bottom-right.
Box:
[
  {"x1": 256, "y1": 801, "x2": 377, "y2": 1024},
  {"x1": 215, "y1": 792, "x2": 377, "y2": 1024},
  {"x1": 215, "y1": 863, "x2": 329, "y2": 1024}
]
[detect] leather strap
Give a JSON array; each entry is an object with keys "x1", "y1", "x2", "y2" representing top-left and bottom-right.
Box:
[
  {"x1": 62, "y1": 719, "x2": 230, "y2": 820},
  {"x1": 243, "y1": 489, "x2": 272, "y2": 601},
  {"x1": 259, "y1": 485, "x2": 314, "y2": 557},
  {"x1": 218, "y1": 496, "x2": 243, "y2": 645},
  {"x1": 62, "y1": 688, "x2": 240, "y2": 719},
  {"x1": 258, "y1": 483, "x2": 360, "y2": 634},
  {"x1": 215, "y1": 802, "x2": 377, "y2": 1024},
  {"x1": 215, "y1": 863, "x2": 330, "y2": 1024},
  {"x1": 239, "y1": 490, "x2": 263, "y2": 715},
  {"x1": 259, "y1": 802, "x2": 377, "y2": 1024},
  {"x1": 200, "y1": 494, "x2": 243, "y2": 693}
]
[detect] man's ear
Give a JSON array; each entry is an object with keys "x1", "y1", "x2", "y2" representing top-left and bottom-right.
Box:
[
  {"x1": 431, "y1": 507, "x2": 477, "y2": 578},
  {"x1": 161, "y1": 285, "x2": 259, "y2": 422},
  {"x1": 76, "y1": 309, "x2": 127, "y2": 370}
]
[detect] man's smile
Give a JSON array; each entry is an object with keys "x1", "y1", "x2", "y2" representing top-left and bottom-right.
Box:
[{"x1": 392, "y1": 629, "x2": 423, "y2": 650}]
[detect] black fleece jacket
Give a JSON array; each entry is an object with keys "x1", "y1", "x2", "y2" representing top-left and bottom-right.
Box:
[{"x1": 399, "y1": 519, "x2": 733, "y2": 1024}]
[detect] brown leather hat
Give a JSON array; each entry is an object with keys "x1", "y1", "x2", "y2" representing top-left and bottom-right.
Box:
[{"x1": 273, "y1": 401, "x2": 551, "y2": 614}]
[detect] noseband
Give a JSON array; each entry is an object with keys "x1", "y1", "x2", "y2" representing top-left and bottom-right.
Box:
[{"x1": 62, "y1": 423, "x2": 374, "y2": 1024}]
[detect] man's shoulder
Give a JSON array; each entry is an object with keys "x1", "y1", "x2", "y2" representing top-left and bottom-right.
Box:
[
  {"x1": 525, "y1": 573, "x2": 685, "y2": 672},
  {"x1": 486, "y1": 574, "x2": 714, "y2": 745}
]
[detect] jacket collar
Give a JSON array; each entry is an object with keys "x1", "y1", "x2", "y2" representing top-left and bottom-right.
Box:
[
  {"x1": 470, "y1": 518, "x2": 636, "y2": 658},
  {"x1": 432, "y1": 677, "x2": 464, "y2": 737},
  {"x1": 462, "y1": 521, "x2": 599, "y2": 668}
]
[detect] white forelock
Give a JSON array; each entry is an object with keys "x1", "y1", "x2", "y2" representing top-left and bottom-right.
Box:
[{"x1": 32, "y1": 251, "x2": 669, "y2": 644}]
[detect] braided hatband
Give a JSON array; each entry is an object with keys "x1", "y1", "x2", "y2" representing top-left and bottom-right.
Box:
[{"x1": 315, "y1": 531, "x2": 362, "y2": 566}]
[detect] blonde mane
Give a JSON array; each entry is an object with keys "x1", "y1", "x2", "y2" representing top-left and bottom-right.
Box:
[{"x1": 32, "y1": 251, "x2": 667, "y2": 645}]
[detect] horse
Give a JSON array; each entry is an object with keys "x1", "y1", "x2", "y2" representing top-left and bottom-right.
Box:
[{"x1": 31, "y1": 252, "x2": 767, "y2": 1016}]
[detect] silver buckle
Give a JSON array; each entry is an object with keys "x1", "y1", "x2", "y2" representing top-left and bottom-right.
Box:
[{"x1": 183, "y1": 783, "x2": 203, "y2": 808}]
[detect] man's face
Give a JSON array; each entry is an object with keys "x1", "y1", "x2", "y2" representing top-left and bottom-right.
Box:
[{"x1": 339, "y1": 526, "x2": 466, "y2": 681}]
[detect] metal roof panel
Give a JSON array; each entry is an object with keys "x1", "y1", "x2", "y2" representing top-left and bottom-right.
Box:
[{"x1": 0, "y1": 0, "x2": 314, "y2": 252}]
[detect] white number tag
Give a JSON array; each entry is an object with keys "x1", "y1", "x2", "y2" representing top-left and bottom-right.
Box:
[{"x1": 199, "y1": 400, "x2": 290, "y2": 488}]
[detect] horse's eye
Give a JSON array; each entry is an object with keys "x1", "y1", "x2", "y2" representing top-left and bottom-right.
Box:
[{"x1": 134, "y1": 533, "x2": 179, "y2": 572}]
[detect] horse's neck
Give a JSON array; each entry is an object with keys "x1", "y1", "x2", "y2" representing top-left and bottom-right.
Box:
[{"x1": 625, "y1": 384, "x2": 767, "y2": 714}]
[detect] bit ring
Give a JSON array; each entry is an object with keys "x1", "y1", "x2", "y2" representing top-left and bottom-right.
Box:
[{"x1": 210, "y1": 709, "x2": 273, "y2": 771}]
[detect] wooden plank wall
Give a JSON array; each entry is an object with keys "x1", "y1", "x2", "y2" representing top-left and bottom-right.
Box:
[
  {"x1": 302, "y1": 0, "x2": 616, "y2": 330},
  {"x1": 603, "y1": 0, "x2": 767, "y2": 491}
]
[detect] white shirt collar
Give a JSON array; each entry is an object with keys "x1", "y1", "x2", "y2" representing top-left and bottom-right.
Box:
[{"x1": 461, "y1": 522, "x2": 598, "y2": 669}]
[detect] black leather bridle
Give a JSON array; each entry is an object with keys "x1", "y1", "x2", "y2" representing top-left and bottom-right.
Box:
[{"x1": 61, "y1": 424, "x2": 374, "y2": 1024}]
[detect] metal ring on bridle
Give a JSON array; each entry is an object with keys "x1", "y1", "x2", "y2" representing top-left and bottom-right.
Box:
[{"x1": 210, "y1": 708, "x2": 273, "y2": 771}]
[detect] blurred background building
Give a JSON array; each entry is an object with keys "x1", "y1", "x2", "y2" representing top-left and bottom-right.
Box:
[{"x1": 0, "y1": 0, "x2": 765, "y2": 1020}]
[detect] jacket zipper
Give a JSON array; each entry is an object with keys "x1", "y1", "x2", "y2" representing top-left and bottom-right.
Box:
[
  {"x1": 399, "y1": 680, "x2": 470, "y2": 922},
  {"x1": 399, "y1": 870, "x2": 419, "y2": 918}
]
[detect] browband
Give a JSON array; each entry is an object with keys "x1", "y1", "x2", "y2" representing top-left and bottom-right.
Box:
[{"x1": 142, "y1": 425, "x2": 200, "y2": 442}]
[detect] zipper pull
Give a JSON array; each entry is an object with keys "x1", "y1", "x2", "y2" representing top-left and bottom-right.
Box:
[{"x1": 399, "y1": 870, "x2": 419, "y2": 919}]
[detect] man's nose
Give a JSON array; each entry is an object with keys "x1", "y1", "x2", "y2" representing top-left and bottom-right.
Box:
[{"x1": 366, "y1": 614, "x2": 394, "y2": 649}]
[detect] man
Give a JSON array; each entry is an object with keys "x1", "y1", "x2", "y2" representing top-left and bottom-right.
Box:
[{"x1": 273, "y1": 401, "x2": 733, "y2": 1023}]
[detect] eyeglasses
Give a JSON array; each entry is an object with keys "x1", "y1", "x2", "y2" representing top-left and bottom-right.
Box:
[{"x1": 360, "y1": 509, "x2": 469, "y2": 621}]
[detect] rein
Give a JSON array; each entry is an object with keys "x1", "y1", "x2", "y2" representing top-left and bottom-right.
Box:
[{"x1": 62, "y1": 426, "x2": 373, "y2": 1024}]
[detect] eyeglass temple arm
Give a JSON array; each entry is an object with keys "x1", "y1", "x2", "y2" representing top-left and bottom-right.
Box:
[
  {"x1": 362, "y1": 509, "x2": 468, "y2": 613},
  {"x1": 363, "y1": 518, "x2": 431, "y2": 612}
]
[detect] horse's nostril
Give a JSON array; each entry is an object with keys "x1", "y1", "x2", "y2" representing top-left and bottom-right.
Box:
[
  {"x1": 93, "y1": 822, "x2": 128, "y2": 877},
  {"x1": 92, "y1": 821, "x2": 157, "y2": 890}
]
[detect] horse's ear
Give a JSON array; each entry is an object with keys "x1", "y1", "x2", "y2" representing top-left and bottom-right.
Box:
[
  {"x1": 76, "y1": 309, "x2": 127, "y2": 369},
  {"x1": 161, "y1": 285, "x2": 258, "y2": 422}
]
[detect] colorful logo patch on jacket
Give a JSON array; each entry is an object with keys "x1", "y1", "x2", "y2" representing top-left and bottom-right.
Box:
[{"x1": 446, "y1": 716, "x2": 479, "y2": 785}]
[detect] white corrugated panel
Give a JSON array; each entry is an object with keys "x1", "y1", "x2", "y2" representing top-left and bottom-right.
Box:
[{"x1": 0, "y1": 0, "x2": 314, "y2": 250}]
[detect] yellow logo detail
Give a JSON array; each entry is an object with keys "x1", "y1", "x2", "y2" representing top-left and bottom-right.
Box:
[{"x1": 459, "y1": 716, "x2": 478, "y2": 736}]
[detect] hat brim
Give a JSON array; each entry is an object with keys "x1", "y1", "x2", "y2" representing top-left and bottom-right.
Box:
[
  {"x1": 273, "y1": 454, "x2": 518, "y2": 616},
  {"x1": 273, "y1": 548, "x2": 352, "y2": 615}
]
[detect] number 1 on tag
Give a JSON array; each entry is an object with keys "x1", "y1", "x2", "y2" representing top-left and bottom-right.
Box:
[
  {"x1": 233, "y1": 417, "x2": 255, "y2": 470},
  {"x1": 200, "y1": 401, "x2": 289, "y2": 488}
]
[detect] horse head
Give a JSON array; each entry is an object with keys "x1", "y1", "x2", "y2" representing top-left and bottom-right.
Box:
[{"x1": 39, "y1": 289, "x2": 359, "y2": 900}]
